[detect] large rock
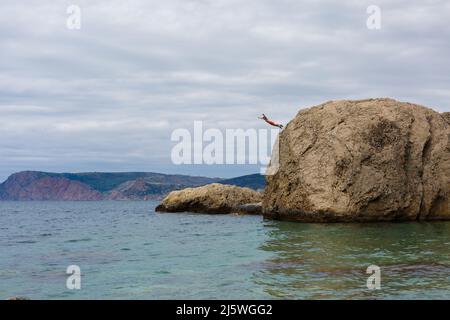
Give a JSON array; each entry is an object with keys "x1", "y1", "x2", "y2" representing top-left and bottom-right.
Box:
[
  {"x1": 263, "y1": 98, "x2": 450, "y2": 222},
  {"x1": 155, "y1": 183, "x2": 262, "y2": 214}
]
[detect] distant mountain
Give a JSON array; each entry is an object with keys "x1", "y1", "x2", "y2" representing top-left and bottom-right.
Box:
[
  {"x1": 0, "y1": 171, "x2": 265, "y2": 201},
  {"x1": 220, "y1": 174, "x2": 266, "y2": 190}
]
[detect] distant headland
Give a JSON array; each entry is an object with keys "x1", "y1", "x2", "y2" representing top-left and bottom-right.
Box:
[{"x1": 0, "y1": 171, "x2": 265, "y2": 201}]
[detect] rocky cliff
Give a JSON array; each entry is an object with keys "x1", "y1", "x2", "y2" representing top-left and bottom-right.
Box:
[
  {"x1": 263, "y1": 98, "x2": 450, "y2": 222},
  {"x1": 0, "y1": 171, "x2": 103, "y2": 201},
  {"x1": 442, "y1": 112, "x2": 450, "y2": 125}
]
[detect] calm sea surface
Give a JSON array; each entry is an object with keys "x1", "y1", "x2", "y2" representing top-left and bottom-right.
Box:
[{"x1": 0, "y1": 201, "x2": 449, "y2": 299}]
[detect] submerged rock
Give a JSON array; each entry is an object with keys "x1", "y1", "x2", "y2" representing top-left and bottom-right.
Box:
[
  {"x1": 7, "y1": 296, "x2": 30, "y2": 300},
  {"x1": 234, "y1": 202, "x2": 263, "y2": 215},
  {"x1": 263, "y1": 98, "x2": 450, "y2": 222},
  {"x1": 155, "y1": 183, "x2": 262, "y2": 214}
]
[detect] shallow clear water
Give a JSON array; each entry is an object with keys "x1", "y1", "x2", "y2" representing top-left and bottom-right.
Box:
[{"x1": 0, "y1": 201, "x2": 449, "y2": 299}]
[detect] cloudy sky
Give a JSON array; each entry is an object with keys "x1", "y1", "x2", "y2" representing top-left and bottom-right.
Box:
[{"x1": 1, "y1": 0, "x2": 449, "y2": 181}]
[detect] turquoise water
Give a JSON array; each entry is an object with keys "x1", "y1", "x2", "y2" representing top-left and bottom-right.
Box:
[{"x1": 0, "y1": 201, "x2": 449, "y2": 299}]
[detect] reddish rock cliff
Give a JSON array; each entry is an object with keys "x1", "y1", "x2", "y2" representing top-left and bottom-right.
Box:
[{"x1": 0, "y1": 171, "x2": 103, "y2": 200}]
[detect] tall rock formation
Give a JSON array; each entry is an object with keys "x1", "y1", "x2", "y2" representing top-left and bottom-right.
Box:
[{"x1": 263, "y1": 99, "x2": 450, "y2": 222}]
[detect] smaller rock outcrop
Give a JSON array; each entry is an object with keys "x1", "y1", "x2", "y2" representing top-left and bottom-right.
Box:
[{"x1": 155, "y1": 183, "x2": 262, "y2": 214}]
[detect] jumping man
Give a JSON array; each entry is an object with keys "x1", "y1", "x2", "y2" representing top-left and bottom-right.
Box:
[{"x1": 258, "y1": 114, "x2": 284, "y2": 129}]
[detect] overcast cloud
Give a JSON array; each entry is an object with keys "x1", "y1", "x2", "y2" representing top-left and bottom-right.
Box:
[{"x1": 1, "y1": 0, "x2": 449, "y2": 181}]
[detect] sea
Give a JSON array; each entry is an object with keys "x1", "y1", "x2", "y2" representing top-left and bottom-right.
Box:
[{"x1": 0, "y1": 201, "x2": 449, "y2": 299}]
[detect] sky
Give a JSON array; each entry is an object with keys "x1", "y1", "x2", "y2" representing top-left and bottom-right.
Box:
[{"x1": 1, "y1": 0, "x2": 450, "y2": 182}]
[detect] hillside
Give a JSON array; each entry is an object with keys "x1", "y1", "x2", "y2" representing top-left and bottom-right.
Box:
[
  {"x1": 220, "y1": 174, "x2": 265, "y2": 190},
  {"x1": 0, "y1": 171, "x2": 265, "y2": 201}
]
